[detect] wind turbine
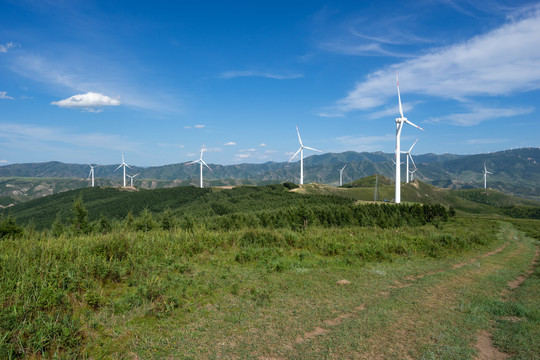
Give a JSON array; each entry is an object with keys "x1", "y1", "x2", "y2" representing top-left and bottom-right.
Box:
[
  {"x1": 483, "y1": 162, "x2": 492, "y2": 189},
  {"x1": 394, "y1": 72, "x2": 423, "y2": 203},
  {"x1": 114, "y1": 152, "x2": 131, "y2": 187},
  {"x1": 289, "y1": 126, "x2": 321, "y2": 185},
  {"x1": 88, "y1": 164, "x2": 97, "y2": 187},
  {"x1": 410, "y1": 167, "x2": 417, "y2": 181},
  {"x1": 339, "y1": 164, "x2": 347, "y2": 186},
  {"x1": 186, "y1": 146, "x2": 212, "y2": 188},
  {"x1": 126, "y1": 173, "x2": 139, "y2": 187},
  {"x1": 401, "y1": 138, "x2": 418, "y2": 183}
]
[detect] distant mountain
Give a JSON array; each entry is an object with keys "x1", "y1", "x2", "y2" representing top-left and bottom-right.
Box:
[{"x1": 0, "y1": 148, "x2": 538, "y2": 202}]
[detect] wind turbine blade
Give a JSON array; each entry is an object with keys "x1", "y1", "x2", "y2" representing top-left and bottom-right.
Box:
[
  {"x1": 134, "y1": 173, "x2": 140, "y2": 177},
  {"x1": 89, "y1": 170, "x2": 92, "y2": 178},
  {"x1": 409, "y1": 153, "x2": 416, "y2": 169},
  {"x1": 114, "y1": 164, "x2": 122, "y2": 171},
  {"x1": 409, "y1": 138, "x2": 419, "y2": 152},
  {"x1": 296, "y1": 126, "x2": 303, "y2": 146},
  {"x1": 396, "y1": 72, "x2": 404, "y2": 118},
  {"x1": 186, "y1": 160, "x2": 199, "y2": 165},
  {"x1": 201, "y1": 159, "x2": 212, "y2": 171},
  {"x1": 404, "y1": 119, "x2": 424, "y2": 131},
  {"x1": 289, "y1": 148, "x2": 301, "y2": 162},
  {"x1": 303, "y1": 146, "x2": 321, "y2": 152},
  {"x1": 125, "y1": 164, "x2": 132, "y2": 169},
  {"x1": 341, "y1": 164, "x2": 347, "y2": 171}
]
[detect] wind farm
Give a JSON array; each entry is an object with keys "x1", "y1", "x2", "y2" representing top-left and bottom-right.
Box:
[{"x1": 1, "y1": 1, "x2": 539, "y2": 359}]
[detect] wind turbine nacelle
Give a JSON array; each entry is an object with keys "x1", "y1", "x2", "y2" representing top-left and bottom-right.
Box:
[{"x1": 395, "y1": 117, "x2": 407, "y2": 123}]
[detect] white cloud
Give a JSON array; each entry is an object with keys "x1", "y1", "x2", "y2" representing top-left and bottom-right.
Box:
[
  {"x1": 157, "y1": 143, "x2": 185, "y2": 149},
  {"x1": 0, "y1": 160, "x2": 8, "y2": 164},
  {"x1": 51, "y1": 92, "x2": 120, "y2": 111},
  {"x1": 258, "y1": 143, "x2": 267, "y2": 147},
  {"x1": 194, "y1": 124, "x2": 206, "y2": 129},
  {"x1": 235, "y1": 154, "x2": 250, "y2": 159},
  {"x1": 430, "y1": 106, "x2": 534, "y2": 126},
  {"x1": 220, "y1": 70, "x2": 303, "y2": 80},
  {"x1": 224, "y1": 141, "x2": 236, "y2": 146},
  {"x1": 0, "y1": 42, "x2": 16, "y2": 53},
  {"x1": 466, "y1": 138, "x2": 507, "y2": 145},
  {"x1": 336, "y1": 7, "x2": 540, "y2": 112},
  {"x1": 0, "y1": 91, "x2": 14, "y2": 100}
]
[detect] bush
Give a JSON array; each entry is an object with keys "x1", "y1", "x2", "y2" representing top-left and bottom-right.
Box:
[{"x1": 0, "y1": 215, "x2": 23, "y2": 239}]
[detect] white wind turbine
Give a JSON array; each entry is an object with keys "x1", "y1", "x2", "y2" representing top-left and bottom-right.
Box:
[
  {"x1": 401, "y1": 138, "x2": 418, "y2": 183},
  {"x1": 186, "y1": 146, "x2": 212, "y2": 188},
  {"x1": 289, "y1": 126, "x2": 321, "y2": 185},
  {"x1": 483, "y1": 162, "x2": 492, "y2": 189},
  {"x1": 394, "y1": 73, "x2": 423, "y2": 203},
  {"x1": 88, "y1": 164, "x2": 97, "y2": 187},
  {"x1": 410, "y1": 167, "x2": 417, "y2": 181},
  {"x1": 126, "y1": 173, "x2": 139, "y2": 187},
  {"x1": 339, "y1": 164, "x2": 347, "y2": 186},
  {"x1": 114, "y1": 152, "x2": 131, "y2": 187}
]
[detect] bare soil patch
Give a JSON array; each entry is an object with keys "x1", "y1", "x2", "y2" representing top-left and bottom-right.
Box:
[{"x1": 475, "y1": 330, "x2": 509, "y2": 360}]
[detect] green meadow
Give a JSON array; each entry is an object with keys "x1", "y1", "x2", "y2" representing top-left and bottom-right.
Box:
[{"x1": 1, "y1": 182, "x2": 538, "y2": 358}]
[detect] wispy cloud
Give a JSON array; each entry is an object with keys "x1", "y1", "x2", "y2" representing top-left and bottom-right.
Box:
[
  {"x1": 185, "y1": 124, "x2": 206, "y2": 129},
  {"x1": 220, "y1": 70, "x2": 303, "y2": 80},
  {"x1": 0, "y1": 160, "x2": 9, "y2": 164},
  {"x1": 51, "y1": 92, "x2": 120, "y2": 111},
  {"x1": 10, "y1": 50, "x2": 182, "y2": 114},
  {"x1": 0, "y1": 42, "x2": 16, "y2": 53},
  {"x1": 157, "y1": 142, "x2": 184, "y2": 149},
  {"x1": 0, "y1": 122, "x2": 134, "y2": 151},
  {"x1": 430, "y1": 105, "x2": 534, "y2": 126},
  {"x1": 334, "y1": 134, "x2": 395, "y2": 152},
  {"x1": 466, "y1": 138, "x2": 507, "y2": 145},
  {"x1": 0, "y1": 92, "x2": 14, "y2": 100},
  {"x1": 258, "y1": 143, "x2": 267, "y2": 147},
  {"x1": 224, "y1": 141, "x2": 236, "y2": 146},
  {"x1": 335, "y1": 6, "x2": 540, "y2": 114}
]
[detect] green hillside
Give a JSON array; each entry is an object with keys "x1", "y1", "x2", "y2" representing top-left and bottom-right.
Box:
[{"x1": 0, "y1": 148, "x2": 538, "y2": 202}]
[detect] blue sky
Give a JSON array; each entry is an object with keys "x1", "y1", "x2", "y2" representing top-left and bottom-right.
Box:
[{"x1": 1, "y1": 0, "x2": 539, "y2": 166}]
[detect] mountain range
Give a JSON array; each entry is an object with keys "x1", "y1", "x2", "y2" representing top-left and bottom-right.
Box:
[{"x1": 0, "y1": 148, "x2": 538, "y2": 203}]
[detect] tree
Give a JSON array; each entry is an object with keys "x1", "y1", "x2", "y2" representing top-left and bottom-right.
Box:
[
  {"x1": 0, "y1": 215, "x2": 23, "y2": 239},
  {"x1": 71, "y1": 195, "x2": 91, "y2": 235}
]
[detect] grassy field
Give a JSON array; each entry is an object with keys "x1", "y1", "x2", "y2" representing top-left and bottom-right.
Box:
[
  {"x1": 1, "y1": 212, "x2": 538, "y2": 358},
  {"x1": 1, "y1": 182, "x2": 539, "y2": 358}
]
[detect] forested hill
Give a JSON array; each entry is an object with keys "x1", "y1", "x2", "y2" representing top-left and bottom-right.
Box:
[{"x1": 0, "y1": 148, "x2": 538, "y2": 201}]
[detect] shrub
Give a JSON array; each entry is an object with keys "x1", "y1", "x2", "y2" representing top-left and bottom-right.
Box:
[{"x1": 0, "y1": 215, "x2": 23, "y2": 239}]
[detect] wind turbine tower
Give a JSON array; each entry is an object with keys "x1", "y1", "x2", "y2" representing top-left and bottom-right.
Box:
[
  {"x1": 339, "y1": 164, "x2": 347, "y2": 186},
  {"x1": 483, "y1": 162, "x2": 492, "y2": 189},
  {"x1": 114, "y1": 153, "x2": 131, "y2": 187},
  {"x1": 127, "y1": 173, "x2": 139, "y2": 187},
  {"x1": 289, "y1": 126, "x2": 321, "y2": 185},
  {"x1": 88, "y1": 164, "x2": 97, "y2": 187},
  {"x1": 394, "y1": 73, "x2": 424, "y2": 203},
  {"x1": 186, "y1": 146, "x2": 212, "y2": 188}
]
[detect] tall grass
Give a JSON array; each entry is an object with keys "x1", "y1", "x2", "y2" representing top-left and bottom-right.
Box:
[{"x1": 0, "y1": 214, "x2": 500, "y2": 358}]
